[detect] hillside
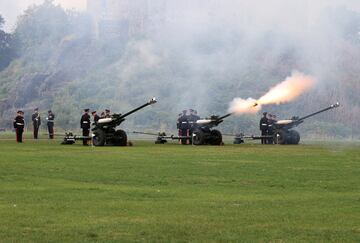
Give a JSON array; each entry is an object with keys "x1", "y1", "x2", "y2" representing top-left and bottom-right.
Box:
[{"x1": 0, "y1": 2, "x2": 359, "y2": 138}]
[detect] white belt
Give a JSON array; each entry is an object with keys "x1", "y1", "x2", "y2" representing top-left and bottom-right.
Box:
[
  {"x1": 83, "y1": 121, "x2": 89, "y2": 123},
  {"x1": 182, "y1": 122, "x2": 187, "y2": 123},
  {"x1": 16, "y1": 123, "x2": 24, "y2": 125},
  {"x1": 261, "y1": 123, "x2": 267, "y2": 126}
]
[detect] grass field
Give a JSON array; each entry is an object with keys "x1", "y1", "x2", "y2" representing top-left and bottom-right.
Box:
[{"x1": 0, "y1": 135, "x2": 360, "y2": 242}]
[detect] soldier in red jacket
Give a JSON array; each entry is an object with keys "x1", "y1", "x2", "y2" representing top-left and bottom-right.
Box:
[{"x1": 13, "y1": 110, "x2": 25, "y2": 143}]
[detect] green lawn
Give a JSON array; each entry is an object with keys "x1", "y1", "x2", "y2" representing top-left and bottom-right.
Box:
[{"x1": 0, "y1": 137, "x2": 359, "y2": 242}]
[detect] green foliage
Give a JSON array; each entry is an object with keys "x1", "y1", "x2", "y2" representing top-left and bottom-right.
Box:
[
  {"x1": 14, "y1": 1, "x2": 70, "y2": 54},
  {"x1": 0, "y1": 15, "x2": 16, "y2": 71},
  {"x1": 0, "y1": 140, "x2": 359, "y2": 241},
  {"x1": 0, "y1": 2, "x2": 360, "y2": 137}
]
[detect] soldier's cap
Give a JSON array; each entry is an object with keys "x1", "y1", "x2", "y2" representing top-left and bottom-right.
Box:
[
  {"x1": 91, "y1": 111, "x2": 97, "y2": 114},
  {"x1": 17, "y1": 110, "x2": 23, "y2": 114},
  {"x1": 34, "y1": 108, "x2": 39, "y2": 111},
  {"x1": 182, "y1": 110, "x2": 187, "y2": 113},
  {"x1": 105, "y1": 109, "x2": 110, "y2": 113},
  {"x1": 48, "y1": 110, "x2": 52, "y2": 113},
  {"x1": 84, "y1": 108, "x2": 90, "y2": 112},
  {"x1": 263, "y1": 112, "x2": 267, "y2": 116}
]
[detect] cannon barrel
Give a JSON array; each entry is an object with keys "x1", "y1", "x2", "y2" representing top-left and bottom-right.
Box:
[
  {"x1": 117, "y1": 97, "x2": 157, "y2": 120},
  {"x1": 297, "y1": 102, "x2": 340, "y2": 122},
  {"x1": 217, "y1": 113, "x2": 233, "y2": 121},
  {"x1": 274, "y1": 102, "x2": 340, "y2": 130}
]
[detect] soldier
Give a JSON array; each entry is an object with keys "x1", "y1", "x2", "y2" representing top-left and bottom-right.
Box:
[
  {"x1": 92, "y1": 111, "x2": 100, "y2": 124},
  {"x1": 46, "y1": 110, "x2": 55, "y2": 139},
  {"x1": 267, "y1": 114, "x2": 277, "y2": 144},
  {"x1": 13, "y1": 110, "x2": 25, "y2": 143},
  {"x1": 259, "y1": 112, "x2": 268, "y2": 144},
  {"x1": 31, "y1": 108, "x2": 41, "y2": 139},
  {"x1": 80, "y1": 108, "x2": 91, "y2": 146},
  {"x1": 176, "y1": 113, "x2": 182, "y2": 141},
  {"x1": 105, "y1": 109, "x2": 111, "y2": 118},
  {"x1": 100, "y1": 112, "x2": 106, "y2": 119},
  {"x1": 188, "y1": 109, "x2": 195, "y2": 129},
  {"x1": 187, "y1": 109, "x2": 199, "y2": 138},
  {"x1": 178, "y1": 110, "x2": 189, "y2": 145}
]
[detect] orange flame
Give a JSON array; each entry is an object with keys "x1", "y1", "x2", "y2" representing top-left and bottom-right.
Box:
[
  {"x1": 229, "y1": 98, "x2": 260, "y2": 114},
  {"x1": 257, "y1": 71, "x2": 315, "y2": 105},
  {"x1": 229, "y1": 71, "x2": 316, "y2": 115}
]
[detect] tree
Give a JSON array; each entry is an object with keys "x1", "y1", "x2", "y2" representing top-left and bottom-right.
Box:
[
  {"x1": 0, "y1": 15, "x2": 16, "y2": 71},
  {"x1": 14, "y1": 1, "x2": 70, "y2": 54}
]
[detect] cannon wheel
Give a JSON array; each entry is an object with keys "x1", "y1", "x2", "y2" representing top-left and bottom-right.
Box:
[
  {"x1": 93, "y1": 129, "x2": 106, "y2": 146},
  {"x1": 288, "y1": 130, "x2": 300, "y2": 145},
  {"x1": 113, "y1": 130, "x2": 127, "y2": 146},
  {"x1": 192, "y1": 129, "x2": 205, "y2": 145},
  {"x1": 210, "y1": 129, "x2": 222, "y2": 145},
  {"x1": 274, "y1": 129, "x2": 289, "y2": 145}
]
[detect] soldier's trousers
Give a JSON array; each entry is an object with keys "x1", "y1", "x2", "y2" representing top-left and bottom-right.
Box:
[
  {"x1": 83, "y1": 129, "x2": 90, "y2": 145},
  {"x1": 261, "y1": 130, "x2": 268, "y2": 144},
  {"x1": 180, "y1": 129, "x2": 190, "y2": 145},
  {"x1": 16, "y1": 128, "x2": 23, "y2": 143},
  {"x1": 48, "y1": 125, "x2": 54, "y2": 139},
  {"x1": 33, "y1": 126, "x2": 39, "y2": 139}
]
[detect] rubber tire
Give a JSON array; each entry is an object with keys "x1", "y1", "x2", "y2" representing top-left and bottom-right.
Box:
[
  {"x1": 274, "y1": 129, "x2": 289, "y2": 145},
  {"x1": 93, "y1": 129, "x2": 106, "y2": 146},
  {"x1": 192, "y1": 129, "x2": 205, "y2": 145},
  {"x1": 210, "y1": 129, "x2": 222, "y2": 145},
  {"x1": 113, "y1": 130, "x2": 127, "y2": 146},
  {"x1": 289, "y1": 130, "x2": 300, "y2": 145}
]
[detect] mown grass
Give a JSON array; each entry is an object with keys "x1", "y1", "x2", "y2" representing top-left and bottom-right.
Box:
[{"x1": 0, "y1": 136, "x2": 359, "y2": 242}]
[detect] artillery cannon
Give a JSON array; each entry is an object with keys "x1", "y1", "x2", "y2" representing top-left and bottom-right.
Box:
[
  {"x1": 271, "y1": 102, "x2": 340, "y2": 145},
  {"x1": 92, "y1": 98, "x2": 157, "y2": 146},
  {"x1": 191, "y1": 113, "x2": 232, "y2": 145},
  {"x1": 132, "y1": 112, "x2": 233, "y2": 146}
]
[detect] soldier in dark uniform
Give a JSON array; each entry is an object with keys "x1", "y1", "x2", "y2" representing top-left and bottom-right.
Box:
[
  {"x1": 187, "y1": 109, "x2": 199, "y2": 138},
  {"x1": 267, "y1": 114, "x2": 277, "y2": 144},
  {"x1": 80, "y1": 108, "x2": 91, "y2": 146},
  {"x1": 259, "y1": 112, "x2": 268, "y2": 144},
  {"x1": 188, "y1": 109, "x2": 196, "y2": 122},
  {"x1": 176, "y1": 113, "x2": 182, "y2": 142},
  {"x1": 31, "y1": 108, "x2": 41, "y2": 139},
  {"x1": 105, "y1": 109, "x2": 111, "y2": 118},
  {"x1": 46, "y1": 110, "x2": 55, "y2": 139},
  {"x1": 92, "y1": 111, "x2": 100, "y2": 124},
  {"x1": 178, "y1": 110, "x2": 189, "y2": 145},
  {"x1": 13, "y1": 110, "x2": 25, "y2": 143}
]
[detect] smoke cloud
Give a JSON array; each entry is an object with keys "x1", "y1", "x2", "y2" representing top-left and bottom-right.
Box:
[
  {"x1": 229, "y1": 71, "x2": 316, "y2": 115},
  {"x1": 257, "y1": 72, "x2": 316, "y2": 105}
]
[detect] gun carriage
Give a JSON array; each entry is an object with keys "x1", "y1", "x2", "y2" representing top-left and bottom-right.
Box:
[
  {"x1": 270, "y1": 102, "x2": 339, "y2": 145},
  {"x1": 92, "y1": 98, "x2": 157, "y2": 146}
]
